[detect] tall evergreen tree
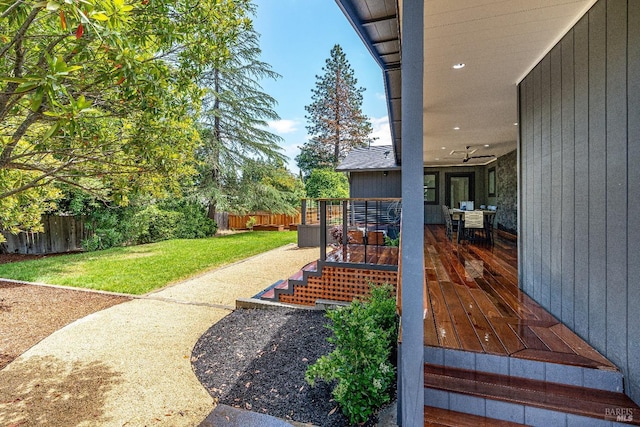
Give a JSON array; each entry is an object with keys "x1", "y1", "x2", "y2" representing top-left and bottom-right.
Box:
[
  {"x1": 301, "y1": 44, "x2": 373, "y2": 173},
  {"x1": 197, "y1": 24, "x2": 287, "y2": 217}
]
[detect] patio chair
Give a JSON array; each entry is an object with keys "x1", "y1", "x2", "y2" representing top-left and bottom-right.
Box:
[{"x1": 463, "y1": 210, "x2": 485, "y2": 243}]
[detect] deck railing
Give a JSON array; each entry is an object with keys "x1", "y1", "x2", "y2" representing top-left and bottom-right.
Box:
[{"x1": 311, "y1": 198, "x2": 401, "y2": 266}]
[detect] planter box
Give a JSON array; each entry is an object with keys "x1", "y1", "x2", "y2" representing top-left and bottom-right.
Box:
[{"x1": 252, "y1": 224, "x2": 284, "y2": 232}]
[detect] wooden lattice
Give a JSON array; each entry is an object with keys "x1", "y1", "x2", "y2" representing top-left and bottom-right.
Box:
[{"x1": 278, "y1": 266, "x2": 397, "y2": 306}]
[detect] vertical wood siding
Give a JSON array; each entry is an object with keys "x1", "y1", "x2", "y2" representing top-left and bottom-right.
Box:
[{"x1": 519, "y1": 0, "x2": 639, "y2": 405}]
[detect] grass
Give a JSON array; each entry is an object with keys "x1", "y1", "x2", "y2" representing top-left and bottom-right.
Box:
[{"x1": 0, "y1": 231, "x2": 297, "y2": 295}]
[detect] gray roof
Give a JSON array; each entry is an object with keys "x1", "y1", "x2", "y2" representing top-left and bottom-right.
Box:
[{"x1": 336, "y1": 145, "x2": 400, "y2": 172}]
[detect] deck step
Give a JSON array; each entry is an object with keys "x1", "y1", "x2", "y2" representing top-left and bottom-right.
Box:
[
  {"x1": 257, "y1": 279, "x2": 287, "y2": 300},
  {"x1": 424, "y1": 346, "x2": 623, "y2": 392},
  {"x1": 424, "y1": 405, "x2": 527, "y2": 426},
  {"x1": 424, "y1": 364, "x2": 640, "y2": 426}
]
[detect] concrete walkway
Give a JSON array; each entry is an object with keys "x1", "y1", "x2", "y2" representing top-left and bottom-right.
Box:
[{"x1": 0, "y1": 244, "x2": 319, "y2": 427}]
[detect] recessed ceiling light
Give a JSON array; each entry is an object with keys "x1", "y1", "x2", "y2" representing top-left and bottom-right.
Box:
[
  {"x1": 513, "y1": 122, "x2": 518, "y2": 126},
  {"x1": 453, "y1": 63, "x2": 465, "y2": 69},
  {"x1": 453, "y1": 127, "x2": 460, "y2": 130},
  {"x1": 484, "y1": 144, "x2": 490, "y2": 147},
  {"x1": 435, "y1": 158, "x2": 440, "y2": 161},
  {"x1": 441, "y1": 146, "x2": 446, "y2": 150}
]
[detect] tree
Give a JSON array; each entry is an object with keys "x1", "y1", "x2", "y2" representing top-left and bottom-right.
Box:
[
  {"x1": 220, "y1": 159, "x2": 305, "y2": 215},
  {"x1": 294, "y1": 138, "x2": 334, "y2": 179},
  {"x1": 196, "y1": 23, "x2": 286, "y2": 218},
  {"x1": 301, "y1": 44, "x2": 373, "y2": 173},
  {"x1": 305, "y1": 168, "x2": 349, "y2": 199},
  {"x1": 0, "y1": 0, "x2": 251, "y2": 235}
]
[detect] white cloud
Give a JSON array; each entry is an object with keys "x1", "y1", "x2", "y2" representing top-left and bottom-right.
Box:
[
  {"x1": 369, "y1": 115, "x2": 392, "y2": 146},
  {"x1": 268, "y1": 119, "x2": 299, "y2": 134},
  {"x1": 375, "y1": 92, "x2": 387, "y2": 101}
]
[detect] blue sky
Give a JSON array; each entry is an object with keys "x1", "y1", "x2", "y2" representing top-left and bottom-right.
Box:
[{"x1": 251, "y1": 0, "x2": 391, "y2": 173}]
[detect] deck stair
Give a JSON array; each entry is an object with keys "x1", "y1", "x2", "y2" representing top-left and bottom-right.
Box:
[
  {"x1": 423, "y1": 357, "x2": 639, "y2": 426},
  {"x1": 256, "y1": 261, "x2": 320, "y2": 302}
]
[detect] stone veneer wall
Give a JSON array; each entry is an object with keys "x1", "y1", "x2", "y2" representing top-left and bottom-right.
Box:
[{"x1": 496, "y1": 150, "x2": 517, "y2": 234}]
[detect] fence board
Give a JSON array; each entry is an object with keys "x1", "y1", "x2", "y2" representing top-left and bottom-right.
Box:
[
  {"x1": 226, "y1": 212, "x2": 301, "y2": 230},
  {"x1": 1, "y1": 215, "x2": 87, "y2": 254}
]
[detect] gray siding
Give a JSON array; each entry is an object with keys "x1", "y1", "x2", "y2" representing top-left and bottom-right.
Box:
[
  {"x1": 519, "y1": 0, "x2": 639, "y2": 406},
  {"x1": 349, "y1": 170, "x2": 401, "y2": 198}
]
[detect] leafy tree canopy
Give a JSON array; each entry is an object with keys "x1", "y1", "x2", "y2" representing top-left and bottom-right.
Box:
[
  {"x1": 0, "y1": 0, "x2": 251, "y2": 236},
  {"x1": 305, "y1": 168, "x2": 349, "y2": 199},
  {"x1": 221, "y1": 159, "x2": 305, "y2": 215}
]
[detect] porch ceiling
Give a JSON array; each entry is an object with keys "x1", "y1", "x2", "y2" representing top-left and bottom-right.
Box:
[{"x1": 335, "y1": 0, "x2": 597, "y2": 167}]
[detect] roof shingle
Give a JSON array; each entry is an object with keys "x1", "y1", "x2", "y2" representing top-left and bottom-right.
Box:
[{"x1": 336, "y1": 145, "x2": 399, "y2": 172}]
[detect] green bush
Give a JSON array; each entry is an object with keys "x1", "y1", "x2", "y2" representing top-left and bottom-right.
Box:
[
  {"x1": 160, "y1": 199, "x2": 217, "y2": 238},
  {"x1": 306, "y1": 283, "x2": 398, "y2": 425},
  {"x1": 82, "y1": 199, "x2": 217, "y2": 251},
  {"x1": 132, "y1": 205, "x2": 182, "y2": 244},
  {"x1": 83, "y1": 206, "x2": 136, "y2": 251}
]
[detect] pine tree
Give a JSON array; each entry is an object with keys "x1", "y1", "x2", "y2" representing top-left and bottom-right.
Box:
[
  {"x1": 301, "y1": 44, "x2": 373, "y2": 171},
  {"x1": 197, "y1": 24, "x2": 288, "y2": 217}
]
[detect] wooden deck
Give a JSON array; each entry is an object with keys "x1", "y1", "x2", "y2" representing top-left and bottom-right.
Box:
[{"x1": 419, "y1": 225, "x2": 615, "y2": 370}]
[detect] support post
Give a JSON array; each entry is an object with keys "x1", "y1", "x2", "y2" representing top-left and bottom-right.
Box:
[
  {"x1": 400, "y1": 1, "x2": 425, "y2": 426},
  {"x1": 301, "y1": 199, "x2": 307, "y2": 225},
  {"x1": 320, "y1": 200, "x2": 327, "y2": 261},
  {"x1": 342, "y1": 200, "x2": 348, "y2": 246}
]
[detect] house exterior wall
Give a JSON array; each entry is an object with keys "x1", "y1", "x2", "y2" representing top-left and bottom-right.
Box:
[
  {"x1": 495, "y1": 150, "x2": 518, "y2": 234},
  {"x1": 519, "y1": 0, "x2": 640, "y2": 405},
  {"x1": 348, "y1": 170, "x2": 401, "y2": 198},
  {"x1": 424, "y1": 165, "x2": 486, "y2": 224}
]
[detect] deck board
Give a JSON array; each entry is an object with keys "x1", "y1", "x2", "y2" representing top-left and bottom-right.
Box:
[
  {"x1": 328, "y1": 225, "x2": 615, "y2": 371},
  {"x1": 420, "y1": 225, "x2": 615, "y2": 371}
]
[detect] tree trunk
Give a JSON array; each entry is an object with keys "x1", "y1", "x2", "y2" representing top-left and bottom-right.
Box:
[{"x1": 208, "y1": 68, "x2": 222, "y2": 220}]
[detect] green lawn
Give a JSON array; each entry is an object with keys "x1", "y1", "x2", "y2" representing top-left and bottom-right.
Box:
[{"x1": 0, "y1": 231, "x2": 297, "y2": 295}]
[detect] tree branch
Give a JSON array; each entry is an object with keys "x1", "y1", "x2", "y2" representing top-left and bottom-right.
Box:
[
  {"x1": 0, "y1": 0, "x2": 25, "y2": 20},
  {"x1": 0, "y1": 5, "x2": 42, "y2": 60}
]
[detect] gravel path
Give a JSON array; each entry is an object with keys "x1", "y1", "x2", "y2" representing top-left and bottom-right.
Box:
[
  {"x1": 0, "y1": 244, "x2": 321, "y2": 427},
  {"x1": 192, "y1": 307, "x2": 357, "y2": 426}
]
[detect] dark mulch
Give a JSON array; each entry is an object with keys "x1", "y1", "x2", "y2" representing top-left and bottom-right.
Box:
[{"x1": 192, "y1": 307, "x2": 361, "y2": 427}]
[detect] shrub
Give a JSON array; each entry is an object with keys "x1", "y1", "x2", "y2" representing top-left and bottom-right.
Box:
[
  {"x1": 306, "y1": 283, "x2": 398, "y2": 425},
  {"x1": 83, "y1": 206, "x2": 136, "y2": 251},
  {"x1": 246, "y1": 216, "x2": 257, "y2": 230},
  {"x1": 131, "y1": 205, "x2": 182, "y2": 244},
  {"x1": 159, "y1": 199, "x2": 217, "y2": 238},
  {"x1": 384, "y1": 235, "x2": 399, "y2": 247}
]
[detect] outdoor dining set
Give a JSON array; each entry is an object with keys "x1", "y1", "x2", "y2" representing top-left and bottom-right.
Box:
[{"x1": 441, "y1": 203, "x2": 496, "y2": 245}]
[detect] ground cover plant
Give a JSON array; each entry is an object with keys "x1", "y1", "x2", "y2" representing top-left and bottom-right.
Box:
[
  {"x1": 306, "y1": 284, "x2": 398, "y2": 425},
  {"x1": 0, "y1": 232, "x2": 296, "y2": 294}
]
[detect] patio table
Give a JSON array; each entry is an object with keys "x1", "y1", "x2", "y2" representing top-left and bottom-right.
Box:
[{"x1": 450, "y1": 209, "x2": 495, "y2": 244}]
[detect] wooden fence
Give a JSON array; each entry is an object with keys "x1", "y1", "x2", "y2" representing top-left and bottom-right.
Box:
[
  {"x1": 226, "y1": 212, "x2": 301, "y2": 230},
  {"x1": 1, "y1": 215, "x2": 88, "y2": 254}
]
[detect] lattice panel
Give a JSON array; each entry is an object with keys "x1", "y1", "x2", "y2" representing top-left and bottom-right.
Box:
[{"x1": 278, "y1": 266, "x2": 397, "y2": 306}]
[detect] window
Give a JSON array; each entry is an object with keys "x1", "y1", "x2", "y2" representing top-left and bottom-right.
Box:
[
  {"x1": 424, "y1": 172, "x2": 439, "y2": 204},
  {"x1": 488, "y1": 167, "x2": 496, "y2": 197}
]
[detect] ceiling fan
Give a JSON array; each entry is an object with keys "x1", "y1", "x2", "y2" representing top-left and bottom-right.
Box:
[{"x1": 449, "y1": 146, "x2": 496, "y2": 163}]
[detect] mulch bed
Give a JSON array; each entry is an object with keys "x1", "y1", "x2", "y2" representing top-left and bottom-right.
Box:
[
  {"x1": 0, "y1": 268, "x2": 130, "y2": 370},
  {"x1": 192, "y1": 308, "x2": 366, "y2": 427}
]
